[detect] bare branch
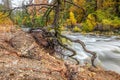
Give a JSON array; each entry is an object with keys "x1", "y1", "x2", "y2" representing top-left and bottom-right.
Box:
[{"x1": 0, "y1": 3, "x2": 56, "y2": 12}]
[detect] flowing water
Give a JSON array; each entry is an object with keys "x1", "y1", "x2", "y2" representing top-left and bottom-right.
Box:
[
  {"x1": 22, "y1": 28, "x2": 120, "y2": 74},
  {"x1": 63, "y1": 32, "x2": 120, "y2": 74}
]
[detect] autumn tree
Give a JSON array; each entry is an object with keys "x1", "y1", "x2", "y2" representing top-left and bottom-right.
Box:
[
  {"x1": 0, "y1": 0, "x2": 97, "y2": 67},
  {"x1": 70, "y1": 0, "x2": 86, "y2": 22}
]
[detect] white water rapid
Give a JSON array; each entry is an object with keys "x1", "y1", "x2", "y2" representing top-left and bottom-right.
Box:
[{"x1": 63, "y1": 32, "x2": 120, "y2": 74}]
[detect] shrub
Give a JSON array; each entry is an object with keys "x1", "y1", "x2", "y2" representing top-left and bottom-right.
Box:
[
  {"x1": 67, "y1": 11, "x2": 77, "y2": 26},
  {"x1": 102, "y1": 17, "x2": 120, "y2": 30},
  {"x1": 82, "y1": 14, "x2": 97, "y2": 32},
  {"x1": 0, "y1": 12, "x2": 13, "y2": 25},
  {"x1": 34, "y1": 15, "x2": 45, "y2": 27},
  {"x1": 14, "y1": 11, "x2": 45, "y2": 28},
  {"x1": 111, "y1": 17, "x2": 120, "y2": 28},
  {"x1": 73, "y1": 26, "x2": 81, "y2": 32}
]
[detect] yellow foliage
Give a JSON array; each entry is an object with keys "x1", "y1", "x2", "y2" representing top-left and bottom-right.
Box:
[
  {"x1": 102, "y1": 18, "x2": 120, "y2": 29},
  {"x1": 59, "y1": 25, "x2": 65, "y2": 31},
  {"x1": 83, "y1": 14, "x2": 97, "y2": 32},
  {"x1": 111, "y1": 18, "x2": 120, "y2": 28},
  {"x1": 70, "y1": 0, "x2": 86, "y2": 22},
  {"x1": 102, "y1": 19, "x2": 111, "y2": 25},
  {"x1": 61, "y1": 38, "x2": 71, "y2": 45},
  {"x1": 48, "y1": 11, "x2": 54, "y2": 24},
  {"x1": 0, "y1": 12, "x2": 13, "y2": 25},
  {"x1": 86, "y1": 14, "x2": 96, "y2": 31},
  {"x1": 103, "y1": 0, "x2": 115, "y2": 7},
  {"x1": 70, "y1": 11, "x2": 77, "y2": 25},
  {"x1": 30, "y1": 16, "x2": 32, "y2": 19},
  {"x1": 67, "y1": 11, "x2": 77, "y2": 25},
  {"x1": 73, "y1": 0, "x2": 86, "y2": 6},
  {"x1": 73, "y1": 26, "x2": 81, "y2": 32}
]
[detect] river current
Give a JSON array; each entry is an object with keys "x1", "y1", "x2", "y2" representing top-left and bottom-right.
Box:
[
  {"x1": 63, "y1": 32, "x2": 120, "y2": 74},
  {"x1": 22, "y1": 28, "x2": 120, "y2": 74}
]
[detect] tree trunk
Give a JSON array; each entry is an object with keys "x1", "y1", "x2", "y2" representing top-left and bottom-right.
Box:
[
  {"x1": 95, "y1": 0, "x2": 103, "y2": 11},
  {"x1": 115, "y1": 0, "x2": 120, "y2": 16},
  {"x1": 3, "y1": 0, "x2": 11, "y2": 9},
  {"x1": 52, "y1": 0, "x2": 61, "y2": 37}
]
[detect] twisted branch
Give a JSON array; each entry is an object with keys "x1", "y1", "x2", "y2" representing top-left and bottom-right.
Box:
[{"x1": 59, "y1": 34, "x2": 97, "y2": 67}]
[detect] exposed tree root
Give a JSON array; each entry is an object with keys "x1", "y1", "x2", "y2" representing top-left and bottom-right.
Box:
[
  {"x1": 0, "y1": 0, "x2": 97, "y2": 67},
  {"x1": 58, "y1": 40, "x2": 79, "y2": 64},
  {"x1": 59, "y1": 34, "x2": 97, "y2": 67},
  {"x1": 30, "y1": 28, "x2": 97, "y2": 67},
  {"x1": 58, "y1": 41, "x2": 77, "y2": 57}
]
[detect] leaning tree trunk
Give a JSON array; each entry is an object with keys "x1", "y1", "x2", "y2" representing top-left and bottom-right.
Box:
[{"x1": 52, "y1": 0, "x2": 61, "y2": 37}]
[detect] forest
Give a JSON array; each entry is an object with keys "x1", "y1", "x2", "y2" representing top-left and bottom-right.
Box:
[
  {"x1": 1, "y1": 0, "x2": 120, "y2": 32},
  {"x1": 0, "y1": 0, "x2": 120, "y2": 80}
]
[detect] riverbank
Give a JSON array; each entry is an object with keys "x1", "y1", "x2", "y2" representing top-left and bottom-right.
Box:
[
  {"x1": 80, "y1": 31, "x2": 120, "y2": 37},
  {"x1": 0, "y1": 27, "x2": 120, "y2": 80}
]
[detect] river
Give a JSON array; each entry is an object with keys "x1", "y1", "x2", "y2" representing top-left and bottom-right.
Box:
[
  {"x1": 22, "y1": 28, "x2": 120, "y2": 74},
  {"x1": 63, "y1": 32, "x2": 120, "y2": 74}
]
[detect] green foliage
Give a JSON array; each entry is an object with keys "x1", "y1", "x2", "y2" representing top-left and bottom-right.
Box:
[
  {"x1": 96, "y1": 10, "x2": 120, "y2": 30},
  {"x1": 81, "y1": 9, "x2": 120, "y2": 32},
  {"x1": 111, "y1": 17, "x2": 120, "y2": 28},
  {"x1": 82, "y1": 22, "x2": 90, "y2": 32},
  {"x1": 14, "y1": 11, "x2": 30, "y2": 27},
  {"x1": 15, "y1": 15, "x2": 23, "y2": 26},
  {"x1": 14, "y1": 10, "x2": 45, "y2": 28},
  {"x1": 34, "y1": 15, "x2": 45, "y2": 27},
  {"x1": 85, "y1": 0, "x2": 96, "y2": 14},
  {"x1": 9, "y1": 0, "x2": 120, "y2": 33},
  {"x1": 22, "y1": 16, "x2": 33, "y2": 27},
  {"x1": 0, "y1": 4, "x2": 4, "y2": 10},
  {"x1": 95, "y1": 10, "x2": 107, "y2": 22}
]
